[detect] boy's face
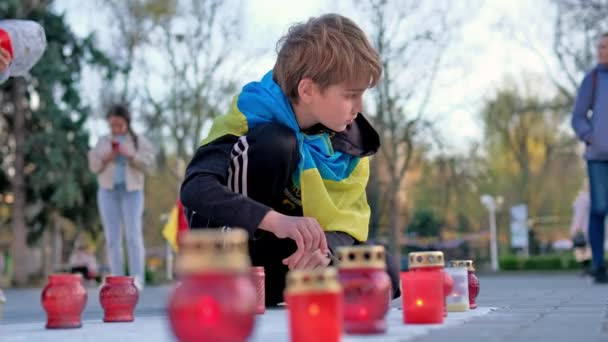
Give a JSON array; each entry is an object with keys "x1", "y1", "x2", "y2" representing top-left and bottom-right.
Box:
[{"x1": 308, "y1": 80, "x2": 367, "y2": 132}]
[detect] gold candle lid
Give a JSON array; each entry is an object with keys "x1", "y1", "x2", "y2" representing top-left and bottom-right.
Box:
[
  {"x1": 336, "y1": 245, "x2": 386, "y2": 270},
  {"x1": 448, "y1": 260, "x2": 475, "y2": 272},
  {"x1": 408, "y1": 251, "x2": 445, "y2": 269},
  {"x1": 176, "y1": 228, "x2": 251, "y2": 274},
  {"x1": 285, "y1": 267, "x2": 342, "y2": 295}
]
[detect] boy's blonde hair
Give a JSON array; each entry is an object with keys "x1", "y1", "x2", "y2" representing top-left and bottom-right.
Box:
[{"x1": 273, "y1": 14, "x2": 382, "y2": 102}]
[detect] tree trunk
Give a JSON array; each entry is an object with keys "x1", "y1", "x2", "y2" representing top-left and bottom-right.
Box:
[
  {"x1": 10, "y1": 78, "x2": 28, "y2": 285},
  {"x1": 52, "y1": 223, "x2": 63, "y2": 273},
  {"x1": 388, "y1": 184, "x2": 402, "y2": 270},
  {"x1": 41, "y1": 229, "x2": 51, "y2": 277}
]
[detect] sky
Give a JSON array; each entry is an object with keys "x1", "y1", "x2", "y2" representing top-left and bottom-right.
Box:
[{"x1": 52, "y1": 0, "x2": 565, "y2": 154}]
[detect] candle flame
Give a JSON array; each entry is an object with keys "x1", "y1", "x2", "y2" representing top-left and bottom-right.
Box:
[
  {"x1": 198, "y1": 296, "x2": 220, "y2": 324},
  {"x1": 308, "y1": 303, "x2": 320, "y2": 317},
  {"x1": 416, "y1": 299, "x2": 424, "y2": 307},
  {"x1": 358, "y1": 307, "x2": 368, "y2": 319}
]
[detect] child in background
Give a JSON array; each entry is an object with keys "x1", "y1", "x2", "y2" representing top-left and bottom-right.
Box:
[
  {"x1": 69, "y1": 244, "x2": 101, "y2": 284},
  {"x1": 571, "y1": 188, "x2": 593, "y2": 276}
]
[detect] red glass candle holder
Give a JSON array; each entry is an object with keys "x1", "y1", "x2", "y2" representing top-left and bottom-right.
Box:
[
  {"x1": 99, "y1": 276, "x2": 139, "y2": 322},
  {"x1": 400, "y1": 271, "x2": 443, "y2": 324},
  {"x1": 167, "y1": 229, "x2": 257, "y2": 342},
  {"x1": 449, "y1": 260, "x2": 480, "y2": 309},
  {"x1": 251, "y1": 266, "x2": 265, "y2": 314},
  {"x1": 408, "y1": 251, "x2": 449, "y2": 317},
  {"x1": 336, "y1": 245, "x2": 391, "y2": 334},
  {"x1": 469, "y1": 270, "x2": 479, "y2": 309},
  {"x1": 285, "y1": 268, "x2": 343, "y2": 342},
  {"x1": 41, "y1": 273, "x2": 87, "y2": 329}
]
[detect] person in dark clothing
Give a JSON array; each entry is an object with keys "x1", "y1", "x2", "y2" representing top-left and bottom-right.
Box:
[
  {"x1": 181, "y1": 14, "x2": 401, "y2": 305},
  {"x1": 571, "y1": 32, "x2": 608, "y2": 284}
]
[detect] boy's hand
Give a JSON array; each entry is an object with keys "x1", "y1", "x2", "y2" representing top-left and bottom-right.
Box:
[
  {"x1": 284, "y1": 248, "x2": 330, "y2": 270},
  {"x1": 0, "y1": 47, "x2": 11, "y2": 72},
  {"x1": 259, "y1": 211, "x2": 329, "y2": 268}
]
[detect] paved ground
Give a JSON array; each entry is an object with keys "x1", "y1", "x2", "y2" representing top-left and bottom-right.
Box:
[
  {"x1": 414, "y1": 272, "x2": 608, "y2": 342},
  {"x1": 0, "y1": 272, "x2": 606, "y2": 341}
]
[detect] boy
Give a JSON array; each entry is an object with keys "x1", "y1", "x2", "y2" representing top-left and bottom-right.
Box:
[{"x1": 181, "y1": 13, "x2": 400, "y2": 305}]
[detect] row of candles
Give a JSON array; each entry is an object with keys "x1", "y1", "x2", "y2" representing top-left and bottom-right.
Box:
[
  {"x1": 168, "y1": 229, "x2": 480, "y2": 342},
  {"x1": 40, "y1": 274, "x2": 139, "y2": 328},
  {"x1": 403, "y1": 251, "x2": 480, "y2": 325},
  {"x1": 33, "y1": 228, "x2": 480, "y2": 341}
]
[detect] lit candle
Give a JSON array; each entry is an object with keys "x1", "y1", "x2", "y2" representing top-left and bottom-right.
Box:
[
  {"x1": 445, "y1": 266, "x2": 469, "y2": 312},
  {"x1": 408, "y1": 251, "x2": 450, "y2": 317},
  {"x1": 401, "y1": 270, "x2": 443, "y2": 324},
  {"x1": 449, "y1": 260, "x2": 480, "y2": 309},
  {"x1": 167, "y1": 229, "x2": 257, "y2": 342},
  {"x1": 336, "y1": 245, "x2": 391, "y2": 334},
  {"x1": 285, "y1": 268, "x2": 343, "y2": 342}
]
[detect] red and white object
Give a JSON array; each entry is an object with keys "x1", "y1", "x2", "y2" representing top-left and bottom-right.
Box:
[{"x1": 0, "y1": 19, "x2": 47, "y2": 82}]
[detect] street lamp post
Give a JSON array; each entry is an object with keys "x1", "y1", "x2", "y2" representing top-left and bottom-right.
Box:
[{"x1": 481, "y1": 195, "x2": 500, "y2": 272}]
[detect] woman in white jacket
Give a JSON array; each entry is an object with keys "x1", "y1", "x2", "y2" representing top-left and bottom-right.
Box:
[{"x1": 88, "y1": 104, "x2": 154, "y2": 290}]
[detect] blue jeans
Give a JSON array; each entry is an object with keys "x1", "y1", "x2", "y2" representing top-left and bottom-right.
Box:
[
  {"x1": 588, "y1": 161, "x2": 608, "y2": 271},
  {"x1": 97, "y1": 185, "x2": 145, "y2": 283}
]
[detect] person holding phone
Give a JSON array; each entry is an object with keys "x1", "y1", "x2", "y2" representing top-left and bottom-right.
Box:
[{"x1": 88, "y1": 104, "x2": 155, "y2": 290}]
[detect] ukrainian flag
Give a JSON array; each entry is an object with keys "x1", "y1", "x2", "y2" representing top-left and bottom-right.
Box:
[{"x1": 203, "y1": 72, "x2": 371, "y2": 241}]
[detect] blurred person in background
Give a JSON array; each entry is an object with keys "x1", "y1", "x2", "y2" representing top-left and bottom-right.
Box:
[
  {"x1": 570, "y1": 186, "x2": 592, "y2": 277},
  {"x1": 571, "y1": 32, "x2": 608, "y2": 284},
  {"x1": 69, "y1": 243, "x2": 100, "y2": 285},
  {"x1": 88, "y1": 104, "x2": 154, "y2": 291}
]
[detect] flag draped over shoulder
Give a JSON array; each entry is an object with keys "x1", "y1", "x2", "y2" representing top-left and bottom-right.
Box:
[
  {"x1": 162, "y1": 200, "x2": 189, "y2": 251},
  {"x1": 201, "y1": 71, "x2": 371, "y2": 241}
]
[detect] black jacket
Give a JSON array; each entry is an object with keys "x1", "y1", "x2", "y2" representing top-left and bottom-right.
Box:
[{"x1": 180, "y1": 114, "x2": 380, "y2": 234}]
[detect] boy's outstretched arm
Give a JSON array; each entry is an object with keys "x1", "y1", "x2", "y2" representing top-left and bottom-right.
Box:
[{"x1": 180, "y1": 135, "x2": 272, "y2": 233}]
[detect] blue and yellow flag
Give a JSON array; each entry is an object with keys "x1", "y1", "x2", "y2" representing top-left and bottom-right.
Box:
[{"x1": 203, "y1": 71, "x2": 371, "y2": 241}]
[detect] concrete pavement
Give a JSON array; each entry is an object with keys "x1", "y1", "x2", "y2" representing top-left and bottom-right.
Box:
[{"x1": 0, "y1": 273, "x2": 606, "y2": 341}]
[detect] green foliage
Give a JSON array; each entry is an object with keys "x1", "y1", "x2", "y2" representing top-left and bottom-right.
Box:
[
  {"x1": 499, "y1": 254, "x2": 584, "y2": 271},
  {"x1": 407, "y1": 207, "x2": 443, "y2": 238},
  {"x1": 479, "y1": 82, "x2": 583, "y2": 218},
  {"x1": 0, "y1": 0, "x2": 118, "y2": 243},
  {"x1": 411, "y1": 152, "x2": 488, "y2": 234}
]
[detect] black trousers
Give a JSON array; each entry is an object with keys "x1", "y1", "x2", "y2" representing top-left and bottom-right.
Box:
[{"x1": 215, "y1": 123, "x2": 400, "y2": 305}]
